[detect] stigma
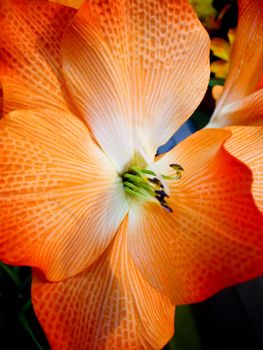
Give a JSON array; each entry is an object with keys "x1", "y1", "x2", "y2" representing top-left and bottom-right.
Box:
[{"x1": 121, "y1": 164, "x2": 183, "y2": 212}]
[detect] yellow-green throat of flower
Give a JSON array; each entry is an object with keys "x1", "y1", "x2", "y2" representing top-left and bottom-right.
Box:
[{"x1": 121, "y1": 164, "x2": 183, "y2": 212}]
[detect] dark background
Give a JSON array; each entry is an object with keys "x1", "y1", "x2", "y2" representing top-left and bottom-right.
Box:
[{"x1": 1, "y1": 265, "x2": 263, "y2": 350}]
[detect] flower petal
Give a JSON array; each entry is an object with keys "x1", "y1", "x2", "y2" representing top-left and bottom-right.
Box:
[
  {"x1": 62, "y1": 0, "x2": 210, "y2": 170},
  {"x1": 0, "y1": 84, "x2": 3, "y2": 119},
  {"x1": 49, "y1": 0, "x2": 84, "y2": 8},
  {"x1": 128, "y1": 128, "x2": 263, "y2": 303},
  {"x1": 225, "y1": 126, "x2": 263, "y2": 212},
  {"x1": 208, "y1": 0, "x2": 263, "y2": 127},
  {"x1": 209, "y1": 88, "x2": 263, "y2": 127},
  {"x1": 0, "y1": 0, "x2": 76, "y2": 114},
  {"x1": 32, "y1": 219, "x2": 175, "y2": 350},
  {"x1": 0, "y1": 109, "x2": 128, "y2": 281}
]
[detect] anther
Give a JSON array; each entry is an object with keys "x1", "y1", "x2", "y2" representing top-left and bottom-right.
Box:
[
  {"x1": 155, "y1": 189, "x2": 169, "y2": 200},
  {"x1": 149, "y1": 177, "x2": 164, "y2": 188},
  {"x1": 122, "y1": 163, "x2": 183, "y2": 213},
  {"x1": 169, "y1": 164, "x2": 184, "y2": 171},
  {"x1": 161, "y1": 203, "x2": 173, "y2": 213}
]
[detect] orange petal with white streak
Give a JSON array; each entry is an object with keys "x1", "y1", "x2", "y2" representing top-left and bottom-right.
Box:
[
  {"x1": 209, "y1": 88, "x2": 263, "y2": 127},
  {"x1": 209, "y1": 0, "x2": 263, "y2": 127},
  {"x1": 225, "y1": 126, "x2": 263, "y2": 212},
  {"x1": 128, "y1": 128, "x2": 263, "y2": 304},
  {"x1": 0, "y1": 0, "x2": 76, "y2": 115},
  {"x1": 62, "y1": 0, "x2": 210, "y2": 171},
  {"x1": 32, "y1": 219, "x2": 175, "y2": 350},
  {"x1": 0, "y1": 110, "x2": 128, "y2": 281}
]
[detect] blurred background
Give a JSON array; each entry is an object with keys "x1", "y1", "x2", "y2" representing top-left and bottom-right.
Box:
[{"x1": 1, "y1": 0, "x2": 263, "y2": 349}]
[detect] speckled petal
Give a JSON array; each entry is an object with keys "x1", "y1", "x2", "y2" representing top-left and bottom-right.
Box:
[
  {"x1": 0, "y1": 109, "x2": 128, "y2": 281},
  {"x1": 0, "y1": 0, "x2": 76, "y2": 114},
  {"x1": 32, "y1": 219, "x2": 175, "y2": 350},
  {"x1": 128, "y1": 128, "x2": 263, "y2": 303}
]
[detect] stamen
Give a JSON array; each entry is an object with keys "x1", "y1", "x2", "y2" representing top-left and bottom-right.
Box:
[
  {"x1": 161, "y1": 203, "x2": 173, "y2": 213},
  {"x1": 170, "y1": 163, "x2": 184, "y2": 171},
  {"x1": 155, "y1": 189, "x2": 169, "y2": 200},
  {"x1": 122, "y1": 163, "x2": 183, "y2": 212},
  {"x1": 149, "y1": 177, "x2": 164, "y2": 188}
]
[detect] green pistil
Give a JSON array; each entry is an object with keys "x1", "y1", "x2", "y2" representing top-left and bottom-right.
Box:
[{"x1": 122, "y1": 163, "x2": 184, "y2": 213}]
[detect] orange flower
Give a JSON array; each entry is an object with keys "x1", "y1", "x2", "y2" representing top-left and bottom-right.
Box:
[
  {"x1": 224, "y1": 126, "x2": 263, "y2": 212},
  {"x1": 208, "y1": 0, "x2": 263, "y2": 128},
  {"x1": 207, "y1": 0, "x2": 263, "y2": 213},
  {"x1": 1, "y1": 1, "x2": 263, "y2": 349}
]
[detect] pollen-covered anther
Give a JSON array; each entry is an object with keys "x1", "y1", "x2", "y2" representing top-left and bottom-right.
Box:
[
  {"x1": 149, "y1": 177, "x2": 164, "y2": 188},
  {"x1": 122, "y1": 164, "x2": 183, "y2": 213},
  {"x1": 170, "y1": 163, "x2": 184, "y2": 177},
  {"x1": 161, "y1": 163, "x2": 184, "y2": 181}
]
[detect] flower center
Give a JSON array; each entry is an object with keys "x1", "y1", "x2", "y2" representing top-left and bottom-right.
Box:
[{"x1": 121, "y1": 164, "x2": 183, "y2": 212}]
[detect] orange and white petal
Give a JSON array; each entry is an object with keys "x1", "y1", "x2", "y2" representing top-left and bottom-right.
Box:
[
  {"x1": 62, "y1": 0, "x2": 210, "y2": 171},
  {"x1": 225, "y1": 126, "x2": 263, "y2": 212},
  {"x1": 209, "y1": 0, "x2": 263, "y2": 127},
  {"x1": 128, "y1": 128, "x2": 263, "y2": 304},
  {"x1": 32, "y1": 219, "x2": 175, "y2": 350},
  {"x1": 208, "y1": 88, "x2": 263, "y2": 127},
  {"x1": 0, "y1": 0, "x2": 76, "y2": 114},
  {"x1": 0, "y1": 109, "x2": 128, "y2": 281},
  {"x1": 49, "y1": 0, "x2": 84, "y2": 8}
]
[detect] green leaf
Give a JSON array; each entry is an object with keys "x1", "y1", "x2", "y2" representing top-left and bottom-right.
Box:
[
  {"x1": 0, "y1": 262, "x2": 21, "y2": 286},
  {"x1": 18, "y1": 312, "x2": 45, "y2": 350},
  {"x1": 165, "y1": 305, "x2": 202, "y2": 350}
]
